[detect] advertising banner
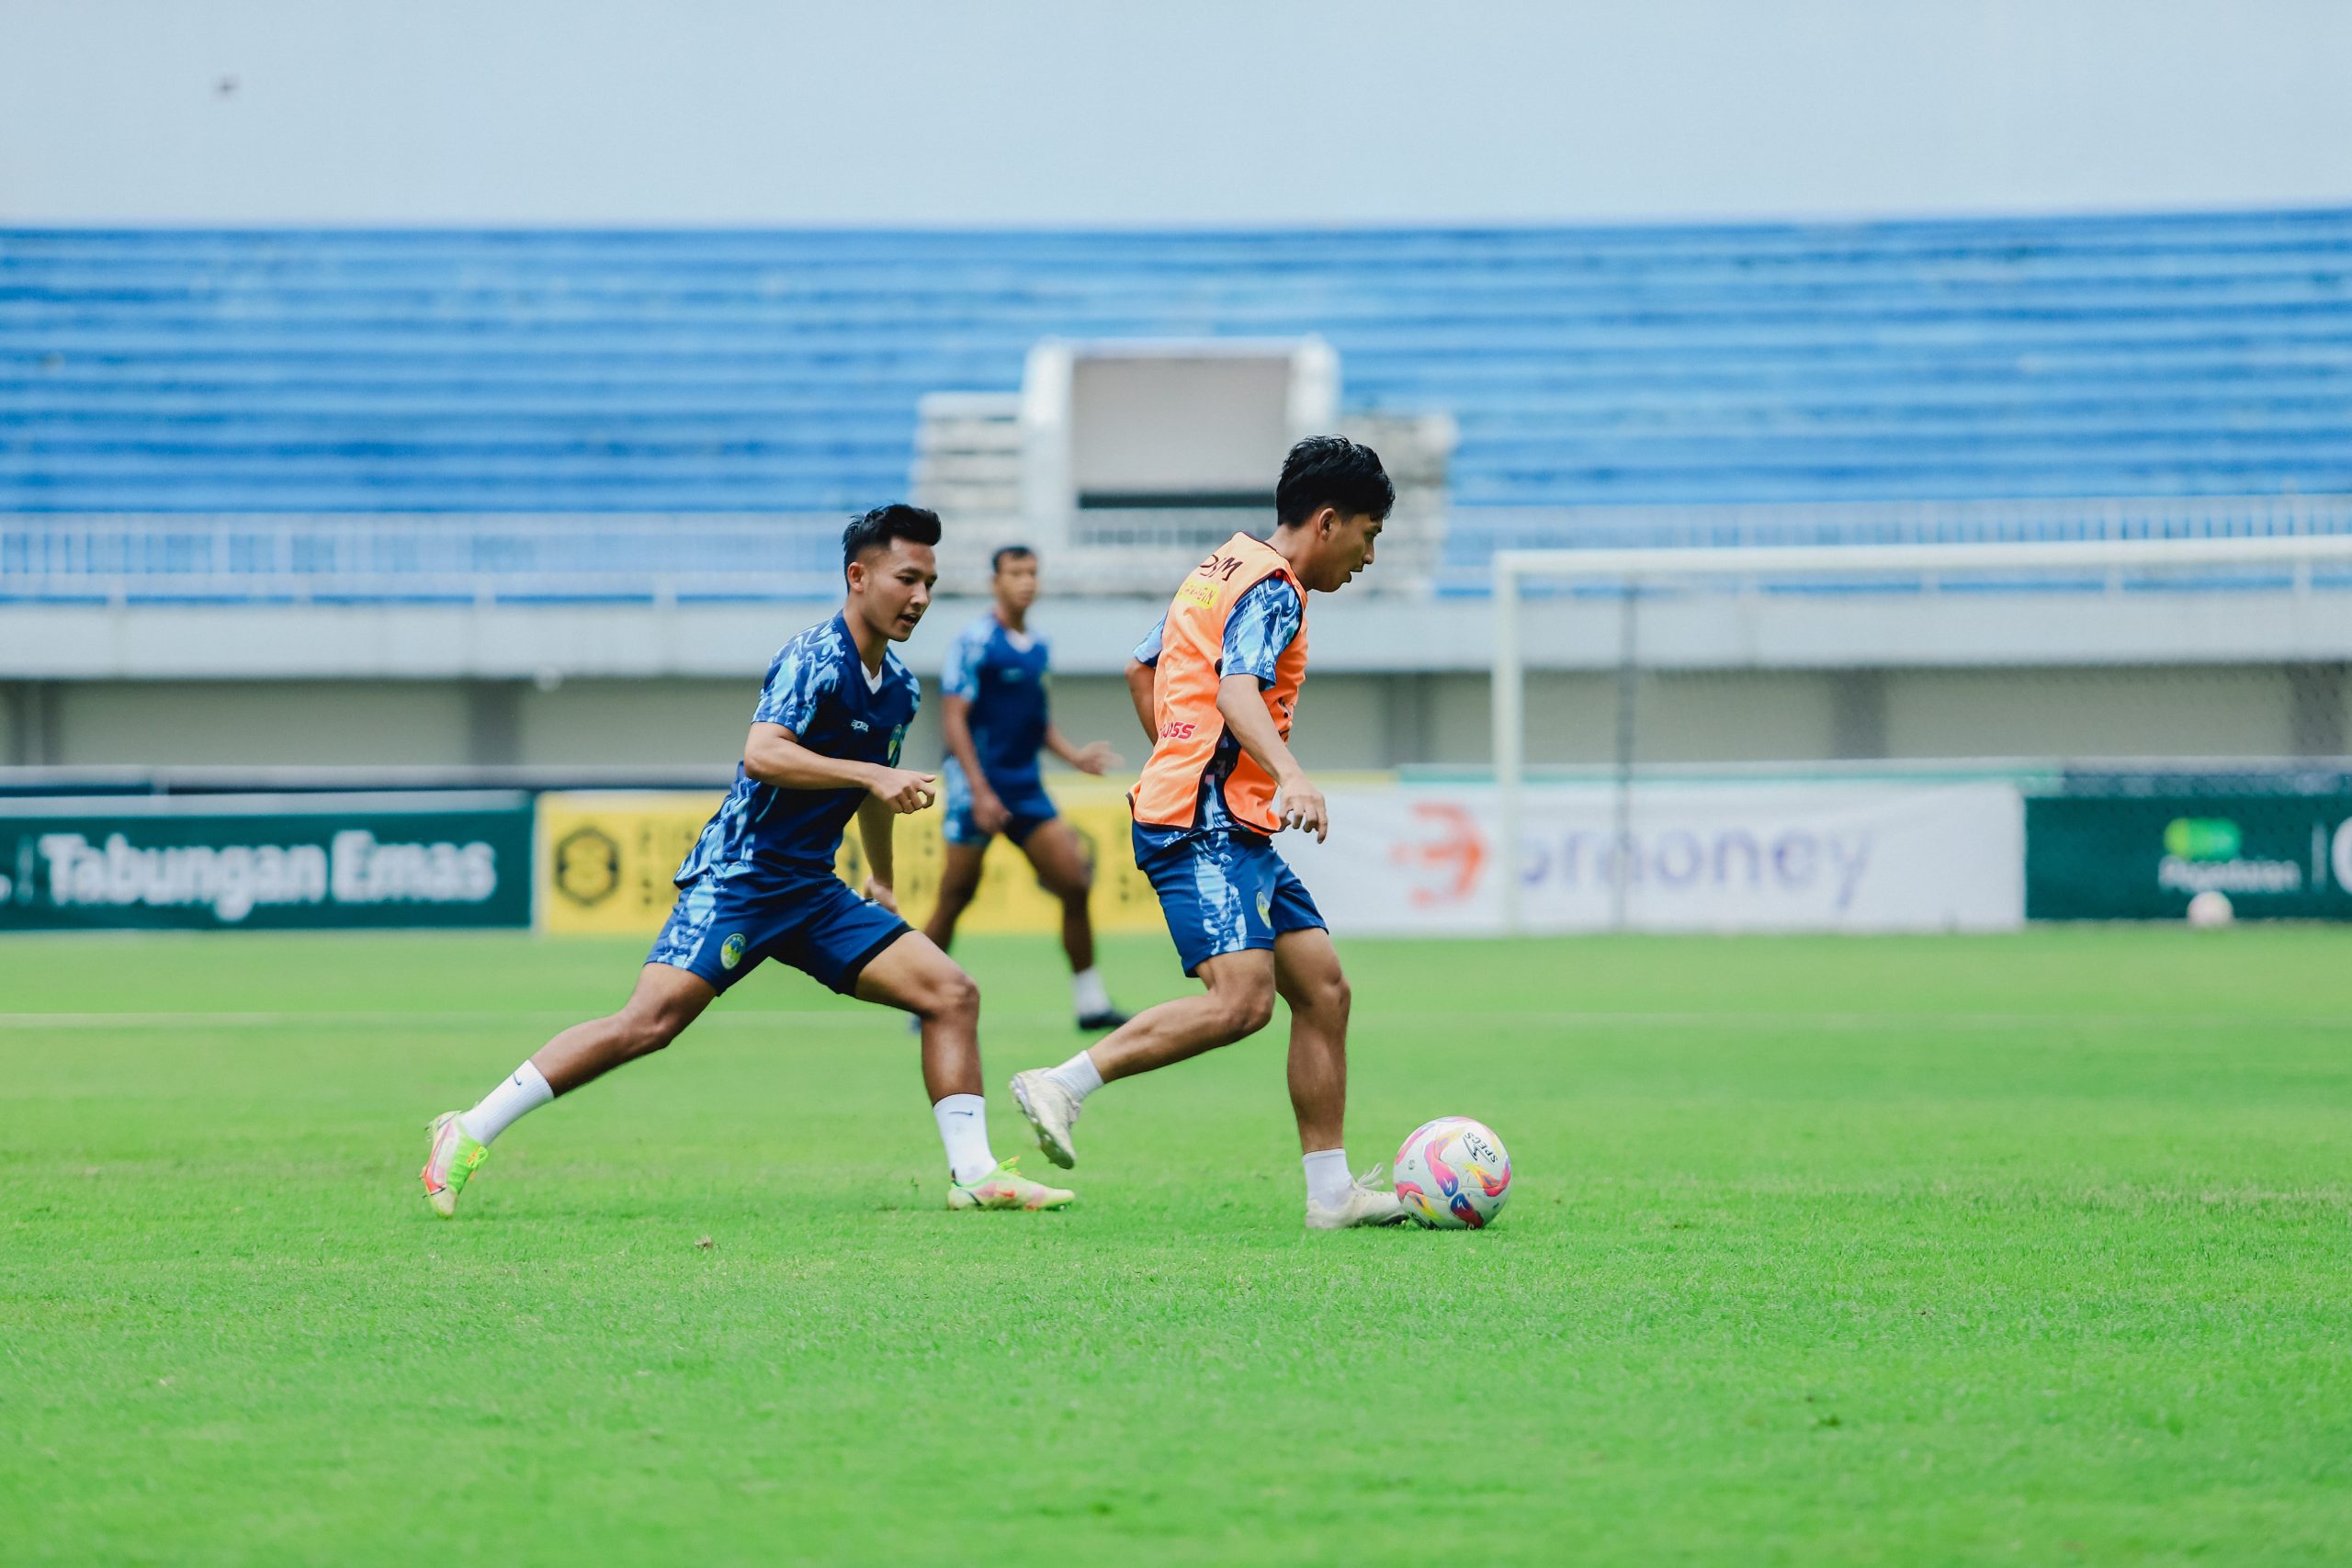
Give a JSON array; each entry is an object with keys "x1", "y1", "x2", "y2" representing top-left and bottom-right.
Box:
[
  {"x1": 537, "y1": 782, "x2": 1164, "y2": 937},
  {"x1": 1283, "y1": 779, "x2": 2025, "y2": 934},
  {"x1": 2026, "y1": 788, "x2": 2352, "y2": 919},
  {"x1": 0, "y1": 792, "x2": 534, "y2": 931}
]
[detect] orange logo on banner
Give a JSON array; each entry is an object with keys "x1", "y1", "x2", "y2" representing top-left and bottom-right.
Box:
[{"x1": 1391, "y1": 801, "x2": 1487, "y2": 906}]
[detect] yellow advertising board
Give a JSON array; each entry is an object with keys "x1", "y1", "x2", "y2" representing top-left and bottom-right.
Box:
[{"x1": 537, "y1": 783, "x2": 1166, "y2": 937}]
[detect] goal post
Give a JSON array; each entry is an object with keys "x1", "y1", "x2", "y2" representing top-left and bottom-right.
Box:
[{"x1": 1489, "y1": 533, "x2": 2352, "y2": 933}]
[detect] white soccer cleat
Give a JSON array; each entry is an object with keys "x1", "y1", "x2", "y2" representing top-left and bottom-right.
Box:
[
  {"x1": 1306, "y1": 1168, "x2": 1411, "y2": 1231},
  {"x1": 1009, "y1": 1068, "x2": 1082, "y2": 1169}
]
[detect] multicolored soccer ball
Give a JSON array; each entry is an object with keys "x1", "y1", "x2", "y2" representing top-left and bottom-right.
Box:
[{"x1": 1392, "y1": 1116, "x2": 1512, "y2": 1229}]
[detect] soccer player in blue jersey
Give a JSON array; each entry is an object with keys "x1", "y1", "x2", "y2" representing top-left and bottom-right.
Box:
[
  {"x1": 920, "y1": 546, "x2": 1132, "y2": 1032},
  {"x1": 420, "y1": 505, "x2": 1074, "y2": 1217}
]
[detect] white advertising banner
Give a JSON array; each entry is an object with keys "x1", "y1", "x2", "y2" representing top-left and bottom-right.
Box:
[{"x1": 1281, "y1": 780, "x2": 2024, "y2": 934}]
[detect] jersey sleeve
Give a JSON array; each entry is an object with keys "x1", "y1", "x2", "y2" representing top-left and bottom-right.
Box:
[
  {"x1": 752, "y1": 637, "x2": 837, "y2": 734},
  {"x1": 941, "y1": 624, "x2": 987, "y2": 701},
  {"x1": 1131, "y1": 615, "x2": 1167, "y2": 668},
  {"x1": 1220, "y1": 578, "x2": 1303, "y2": 687}
]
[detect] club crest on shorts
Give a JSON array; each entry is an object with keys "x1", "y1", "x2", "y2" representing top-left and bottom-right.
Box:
[
  {"x1": 720, "y1": 932, "x2": 747, "y2": 969},
  {"x1": 1255, "y1": 890, "x2": 1273, "y2": 924}
]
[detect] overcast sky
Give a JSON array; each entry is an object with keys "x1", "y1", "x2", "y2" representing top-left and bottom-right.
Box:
[{"x1": 4, "y1": 0, "x2": 2349, "y2": 225}]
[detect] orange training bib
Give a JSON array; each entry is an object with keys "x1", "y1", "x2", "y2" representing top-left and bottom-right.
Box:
[{"x1": 1130, "y1": 532, "x2": 1309, "y2": 835}]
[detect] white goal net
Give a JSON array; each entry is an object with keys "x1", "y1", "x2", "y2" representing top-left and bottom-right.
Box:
[{"x1": 1487, "y1": 535, "x2": 2352, "y2": 933}]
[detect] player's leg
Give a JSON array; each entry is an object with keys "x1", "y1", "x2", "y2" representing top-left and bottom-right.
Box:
[
  {"x1": 1012, "y1": 948, "x2": 1272, "y2": 1165},
  {"x1": 850, "y1": 929, "x2": 1073, "y2": 1211},
  {"x1": 909, "y1": 807, "x2": 989, "y2": 1035},
  {"x1": 921, "y1": 840, "x2": 988, "y2": 955},
  {"x1": 421, "y1": 961, "x2": 715, "y2": 1217},
  {"x1": 924, "y1": 761, "x2": 989, "y2": 957},
  {"x1": 1083, "y1": 948, "x2": 1276, "y2": 1080},
  {"x1": 854, "y1": 930, "x2": 985, "y2": 1102},
  {"x1": 1001, "y1": 864, "x2": 1279, "y2": 1170},
  {"x1": 1009, "y1": 831, "x2": 1284, "y2": 1168},
  {"x1": 1272, "y1": 927, "x2": 1348, "y2": 1155},
  {"x1": 1015, "y1": 815, "x2": 1127, "y2": 1030},
  {"x1": 533, "y1": 961, "x2": 717, "y2": 1091},
  {"x1": 1272, "y1": 924, "x2": 1402, "y2": 1229},
  {"x1": 423, "y1": 869, "x2": 756, "y2": 1217}
]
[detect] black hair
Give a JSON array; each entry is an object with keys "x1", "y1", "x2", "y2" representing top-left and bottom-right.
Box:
[
  {"x1": 991, "y1": 544, "x2": 1037, "y2": 574},
  {"x1": 842, "y1": 503, "x2": 943, "y2": 580},
  {"x1": 1274, "y1": 435, "x2": 1393, "y2": 527}
]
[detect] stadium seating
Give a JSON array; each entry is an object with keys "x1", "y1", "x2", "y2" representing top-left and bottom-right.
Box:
[{"x1": 5, "y1": 210, "x2": 2350, "y2": 551}]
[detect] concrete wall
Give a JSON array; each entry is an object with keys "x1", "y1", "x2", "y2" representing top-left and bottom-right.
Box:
[
  {"x1": 1487, "y1": 666, "x2": 2352, "y2": 766},
  {"x1": 41, "y1": 681, "x2": 476, "y2": 768},
  {"x1": 9, "y1": 664, "x2": 2349, "y2": 774}
]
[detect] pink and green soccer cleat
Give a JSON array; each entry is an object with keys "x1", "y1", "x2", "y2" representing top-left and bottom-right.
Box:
[
  {"x1": 947, "y1": 1156, "x2": 1074, "y2": 1212},
  {"x1": 419, "y1": 1111, "x2": 489, "y2": 1218}
]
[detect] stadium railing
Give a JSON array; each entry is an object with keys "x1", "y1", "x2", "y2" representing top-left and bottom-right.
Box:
[
  {"x1": 5, "y1": 495, "x2": 2351, "y2": 604},
  {"x1": 0, "y1": 513, "x2": 845, "y2": 604}
]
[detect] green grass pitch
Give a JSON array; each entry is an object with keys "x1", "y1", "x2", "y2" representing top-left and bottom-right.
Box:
[{"x1": 5, "y1": 927, "x2": 2349, "y2": 1565}]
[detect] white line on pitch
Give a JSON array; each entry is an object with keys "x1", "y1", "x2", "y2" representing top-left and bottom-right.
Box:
[{"x1": 3, "y1": 1009, "x2": 2350, "y2": 1031}]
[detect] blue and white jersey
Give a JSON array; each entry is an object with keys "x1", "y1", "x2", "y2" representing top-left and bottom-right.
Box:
[
  {"x1": 941, "y1": 613, "x2": 1052, "y2": 788},
  {"x1": 1129, "y1": 575, "x2": 1304, "y2": 855},
  {"x1": 674, "y1": 612, "x2": 922, "y2": 882}
]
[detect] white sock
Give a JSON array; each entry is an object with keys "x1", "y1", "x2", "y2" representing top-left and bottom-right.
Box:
[
  {"x1": 1302, "y1": 1148, "x2": 1352, "y2": 1209},
  {"x1": 933, "y1": 1093, "x2": 998, "y2": 1184},
  {"x1": 1071, "y1": 966, "x2": 1113, "y2": 1018},
  {"x1": 1044, "y1": 1049, "x2": 1104, "y2": 1102},
  {"x1": 459, "y1": 1061, "x2": 553, "y2": 1146}
]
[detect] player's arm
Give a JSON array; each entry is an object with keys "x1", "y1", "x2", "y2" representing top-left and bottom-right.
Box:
[
  {"x1": 1215, "y1": 676, "x2": 1327, "y2": 842},
  {"x1": 1045, "y1": 725, "x2": 1121, "y2": 776},
  {"x1": 741, "y1": 722, "x2": 933, "y2": 811},
  {"x1": 1125, "y1": 615, "x2": 1166, "y2": 748},
  {"x1": 1125, "y1": 662, "x2": 1158, "y2": 747},
  {"x1": 938, "y1": 694, "x2": 1010, "y2": 833},
  {"x1": 855, "y1": 795, "x2": 899, "y2": 912}
]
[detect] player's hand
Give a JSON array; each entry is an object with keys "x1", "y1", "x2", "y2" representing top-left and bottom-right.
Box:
[
  {"x1": 867, "y1": 767, "x2": 937, "y2": 814},
  {"x1": 864, "y1": 876, "x2": 899, "y2": 913},
  {"x1": 1071, "y1": 740, "x2": 1123, "y2": 776},
  {"x1": 1275, "y1": 774, "x2": 1329, "y2": 843},
  {"x1": 972, "y1": 792, "x2": 1012, "y2": 834}
]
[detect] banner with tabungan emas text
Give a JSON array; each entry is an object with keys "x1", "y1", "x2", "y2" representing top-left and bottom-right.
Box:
[{"x1": 0, "y1": 792, "x2": 534, "y2": 931}]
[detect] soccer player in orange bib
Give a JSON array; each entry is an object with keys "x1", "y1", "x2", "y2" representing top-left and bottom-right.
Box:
[{"x1": 1009, "y1": 437, "x2": 1408, "y2": 1229}]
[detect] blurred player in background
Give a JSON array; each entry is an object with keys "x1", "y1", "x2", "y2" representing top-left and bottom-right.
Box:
[
  {"x1": 421, "y1": 505, "x2": 1074, "y2": 1219},
  {"x1": 922, "y1": 546, "x2": 1131, "y2": 1031},
  {"x1": 1010, "y1": 438, "x2": 1406, "y2": 1230}
]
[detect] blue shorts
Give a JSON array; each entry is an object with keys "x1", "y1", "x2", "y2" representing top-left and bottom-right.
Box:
[
  {"x1": 943, "y1": 768, "x2": 1058, "y2": 848},
  {"x1": 649, "y1": 866, "x2": 910, "y2": 997},
  {"x1": 1135, "y1": 827, "x2": 1327, "y2": 976}
]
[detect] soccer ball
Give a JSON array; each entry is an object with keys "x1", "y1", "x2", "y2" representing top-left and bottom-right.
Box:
[
  {"x1": 2187, "y1": 890, "x2": 2234, "y2": 928},
  {"x1": 1392, "y1": 1116, "x2": 1511, "y2": 1229}
]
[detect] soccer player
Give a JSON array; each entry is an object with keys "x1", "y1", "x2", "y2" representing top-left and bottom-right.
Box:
[
  {"x1": 420, "y1": 505, "x2": 1074, "y2": 1218},
  {"x1": 922, "y1": 545, "x2": 1131, "y2": 1032},
  {"x1": 1008, "y1": 437, "x2": 1406, "y2": 1230}
]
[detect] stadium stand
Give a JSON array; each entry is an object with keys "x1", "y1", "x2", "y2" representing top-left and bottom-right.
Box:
[
  {"x1": 4, "y1": 209, "x2": 2350, "y2": 584},
  {"x1": 6, "y1": 211, "x2": 2352, "y2": 772}
]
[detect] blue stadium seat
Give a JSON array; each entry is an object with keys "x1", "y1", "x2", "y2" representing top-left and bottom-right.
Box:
[{"x1": 5, "y1": 214, "x2": 2351, "y2": 578}]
